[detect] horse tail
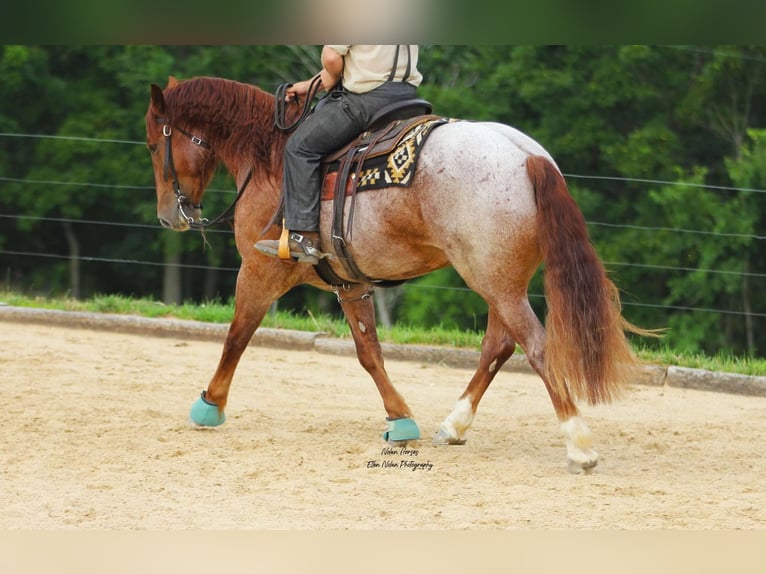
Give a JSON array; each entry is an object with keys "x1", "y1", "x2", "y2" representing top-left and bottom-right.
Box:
[{"x1": 526, "y1": 154, "x2": 648, "y2": 405}]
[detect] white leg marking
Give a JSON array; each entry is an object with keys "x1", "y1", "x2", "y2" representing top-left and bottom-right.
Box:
[
  {"x1": 561, "y1": 416, "x2": 599, "y2": 473},
  {"x1": 435, "y1": 397, "x2": 474, "y2": 445}
]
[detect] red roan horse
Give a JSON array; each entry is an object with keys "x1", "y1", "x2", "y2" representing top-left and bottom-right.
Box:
[{"x1": 145, "y1": 75, "x2": 648, "y2": 473}]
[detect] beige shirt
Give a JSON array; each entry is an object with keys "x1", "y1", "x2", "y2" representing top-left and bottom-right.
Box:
[{"x1": 326, "y1": 45, "x2": 423, "y2": 93}]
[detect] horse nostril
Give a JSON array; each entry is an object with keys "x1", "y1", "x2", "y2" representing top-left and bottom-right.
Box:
[{"x1": 158, "y1": 218, "x2": 172, "y2": 229}]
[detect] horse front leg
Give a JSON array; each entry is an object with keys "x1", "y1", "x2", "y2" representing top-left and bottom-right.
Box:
[
  {"x1": 339, "y1": 287, "x2": 420, "y2": 444},
  {"x1": 189, "y1": 263, "x2": 279, "y2": 427},
  {"x1": 434, "y1": 308, "x2": 516, "y2": 446}
]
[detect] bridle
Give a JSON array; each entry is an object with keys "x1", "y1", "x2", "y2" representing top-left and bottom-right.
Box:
[
  {"x1": 155, "y1": 118, "x2": 251, "y2": 230},
  {"x1": 151, "y1": 75, "x2": 317, "y2": 230}
]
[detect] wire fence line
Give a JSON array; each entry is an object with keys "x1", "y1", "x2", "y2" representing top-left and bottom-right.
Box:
[
  {"x1": 0, "y1": 133, "x2": 141, "y2": 146},
  {"x1": 4, "y1": 215, "x2": 766, "y2": 282},
  {"x1": 0, "y1": 249, "x2": 240, "y2": 272},
  {"x1": 1, "y1": 210, "x2": 764, "y2": 277},
  {"x1": 588, "y1": 221, "x2": 766, "y2": 241},
  {"x1": 564, "y1": 172, "x2": 766, "y2": 195},
  {"x1": 2, "y1": 182, "x2": 764, "y2": 241},
  {"x1": 1, "y1": 131, "x2": 764, "y2": 325},
  {"x1": 2, "y1": 247, "x2": 764, "y2": 319},
  {"x1": 0, "y1": 213, "x2": 234, "y2": 234},
  {"x1": 4, "y1": 131, "x2": 766, "y2": 195}
]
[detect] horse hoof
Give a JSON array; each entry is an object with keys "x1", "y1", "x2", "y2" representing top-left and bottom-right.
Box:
[
  {"x1": 567, "y1": 459, "x2": 598, "y2": 475},
  {"x1": 432, "y1": 428, "x2": 467, "y2": 446},
  {"x1": 382, "y1": 417, "x2": 420, "y2": 444},
  {"x1": 189, "y1": 391, "x2": 226, "y2": 427}
]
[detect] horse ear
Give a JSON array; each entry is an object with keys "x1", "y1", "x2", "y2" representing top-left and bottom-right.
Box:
[
  {"x1": 150, "y1": 83, "x2": 166, "y2": 115},
  {"x1": 167, "y1": 75, "x2": 179, "y2": 88}
]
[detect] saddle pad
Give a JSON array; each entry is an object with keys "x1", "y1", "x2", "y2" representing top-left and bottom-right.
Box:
[{"x1": 321, "y1": 117, "x2": 453, "y2": 201}]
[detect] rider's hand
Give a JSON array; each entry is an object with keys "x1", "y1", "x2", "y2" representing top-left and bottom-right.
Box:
[{"x1": 285, "y1": 80, "x2": 310, "y2": 101}]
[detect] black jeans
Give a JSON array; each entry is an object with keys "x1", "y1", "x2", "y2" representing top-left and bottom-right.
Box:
[{"x1": 282, "y1": 81, "x2": 418, "y2": 231}]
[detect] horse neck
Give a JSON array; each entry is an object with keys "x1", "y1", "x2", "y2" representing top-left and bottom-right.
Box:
[
  {"x1": 206, "y1": 88, "x2": 287, "y2": 185},
  {"x1": 186, "y1": 82, "x2": 289, "y2": 222},
  {"x1": 158, "y1": 78, "x2": 288, "y2": 236}
]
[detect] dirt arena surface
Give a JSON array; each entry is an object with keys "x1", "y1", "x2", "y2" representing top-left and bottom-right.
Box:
[{"x1": 1, "y1": 319, "x2": 765, "y2": 530}]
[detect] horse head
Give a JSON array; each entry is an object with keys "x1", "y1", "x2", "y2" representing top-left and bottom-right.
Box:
[{"x1": 145, "y1": 76, "x2": 218, "y2": 231}]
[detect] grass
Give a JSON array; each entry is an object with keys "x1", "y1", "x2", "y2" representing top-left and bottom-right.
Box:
[
  {"x1": 0, "y1": 291, "x2": 483, "y2": 346},
  {"x1": 1, "y1": 291, "x2": 764, "y2": 377}
]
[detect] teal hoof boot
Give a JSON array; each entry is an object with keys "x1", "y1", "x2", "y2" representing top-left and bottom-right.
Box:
[
  {"x1": 189, "y1": 391, "x2": 226, "y2": 427},
  {"x1": 382, "y1": 417, "x2": 420, "y2": 444}
]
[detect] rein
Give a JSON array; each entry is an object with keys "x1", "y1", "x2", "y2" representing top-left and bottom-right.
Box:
[
  {"x1": 273, "y1": 74, "x2": 324, "y2": 132},
  {"x1": 158, "y1": 118, "x2": 252, "y2": 230}
]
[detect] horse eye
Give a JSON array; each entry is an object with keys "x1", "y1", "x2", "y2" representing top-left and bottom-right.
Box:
[{"x1": 147, "y1": 143, "x2": 158, "y2": 154}]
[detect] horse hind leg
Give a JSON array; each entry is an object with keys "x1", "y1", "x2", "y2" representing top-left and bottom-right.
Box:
[
  {"x1": 434, "y1": 308, "x2": 517, "y2": 446},
  {"x1": 339, "y1": 287, "x2": 420, "y2": 444},
  {"x1": 534, "y1": 345, "x2": 600, "y2": 474},
  {"x1": 502, "y1": 300, "x2": 599, "y2": 474}
]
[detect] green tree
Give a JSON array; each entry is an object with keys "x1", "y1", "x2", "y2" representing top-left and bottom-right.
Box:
[
  {"x1": 724, "y1": 129, "x2": 766, "y2": 356},
  {"x1": 2, "y1": 45, "x2": 765, "y2": 358}
]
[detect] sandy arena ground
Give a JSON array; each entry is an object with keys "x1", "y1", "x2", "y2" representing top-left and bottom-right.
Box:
[{"x1": 1, "y1": 320, "x2": 765, "y2": 530}]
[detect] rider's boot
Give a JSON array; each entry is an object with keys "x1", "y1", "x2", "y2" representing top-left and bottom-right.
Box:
[{"x1": 255, "y1": 230, "x2": 329, "y2": 265}]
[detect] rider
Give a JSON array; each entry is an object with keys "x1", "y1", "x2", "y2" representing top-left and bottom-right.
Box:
[{"x1": 255, "y1": 45, "x2": 423, "y2": 264}]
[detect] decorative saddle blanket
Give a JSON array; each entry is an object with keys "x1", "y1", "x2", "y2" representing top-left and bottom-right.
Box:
[
  {"x1": 309, "y1": 114, "x2": 456, "y2": 289},
  {"x1": 320, "y1": 115, "x2": 452, "y2": 201}
]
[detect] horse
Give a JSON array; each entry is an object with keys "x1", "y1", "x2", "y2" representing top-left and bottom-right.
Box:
[{"x1": 145, "y1": 75, "x2": 647, "y2": 473}]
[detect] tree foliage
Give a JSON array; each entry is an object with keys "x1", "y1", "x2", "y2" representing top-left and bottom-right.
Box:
[{"x1": 1, "y1": 45, "x2": 764, "y2": 357}]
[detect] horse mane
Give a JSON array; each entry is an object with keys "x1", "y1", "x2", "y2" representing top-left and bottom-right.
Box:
[{"x1": 164, "y1": 76, "x2": 289, "y2": 182}]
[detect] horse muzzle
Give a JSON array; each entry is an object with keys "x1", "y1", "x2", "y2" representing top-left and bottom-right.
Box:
[
  {"x1": 158, "y1": 197, "x2": 204, "y2": 231},
  {"x1": 158, "y1": 216, "x2": 181, "y2": 230},
  {"x1": 158, "y1": 211, "x2": 191, "y2": 232}
]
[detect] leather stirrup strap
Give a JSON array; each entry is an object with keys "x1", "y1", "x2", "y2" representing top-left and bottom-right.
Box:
[{"x1": 278, "y1": 220, "x2": 291, "y2": 260}]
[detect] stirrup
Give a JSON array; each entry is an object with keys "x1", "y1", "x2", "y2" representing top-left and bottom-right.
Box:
[
  {"x1": 254, "y1": 230, "x2": 330, "y2": 264},
  {"x1": 284, "y1": 232, "x2": 330, "y2": 264},
  {"x1": 277, "y1": 225, "x2": 291, "y2": 259}
]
